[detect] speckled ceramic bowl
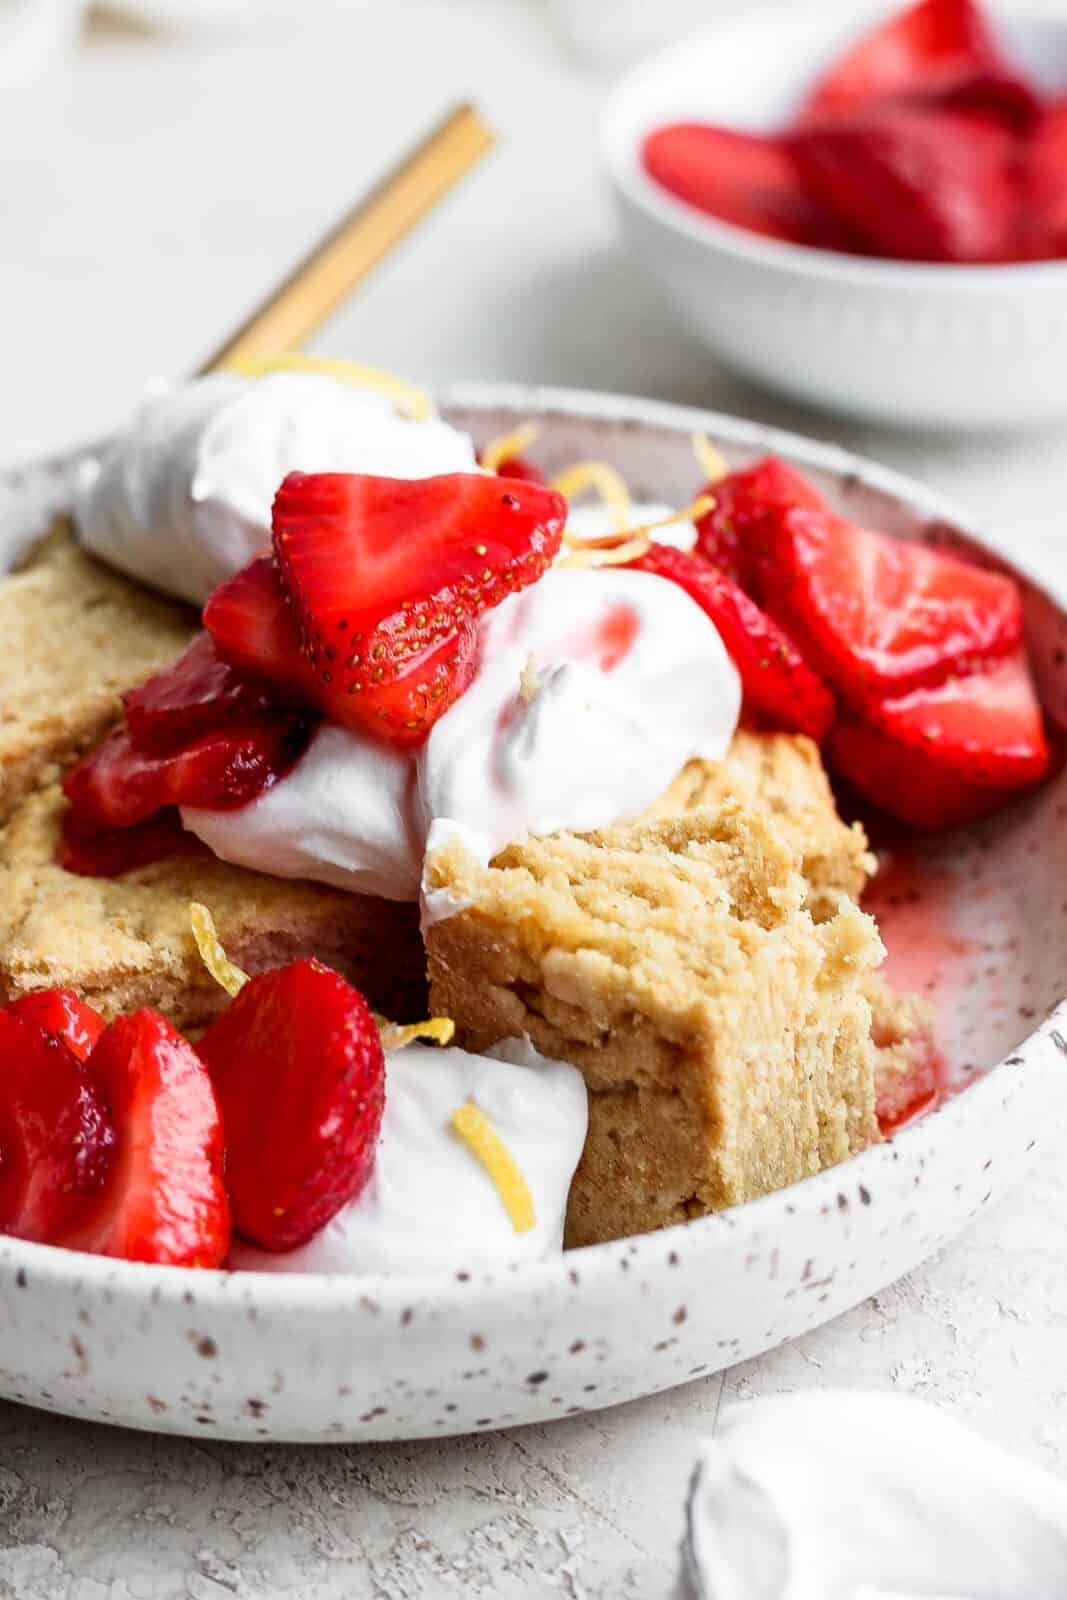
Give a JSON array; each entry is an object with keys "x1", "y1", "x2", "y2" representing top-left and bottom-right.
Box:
[{"x1": 2, "y1": 384, "x2": 1066, "y2": 1443}]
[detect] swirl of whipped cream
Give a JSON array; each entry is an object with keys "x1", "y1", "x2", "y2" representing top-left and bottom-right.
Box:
[
  {"x1": 183, "y1": 564, "x2": 742, "y2": 903},
  {"x1": 74, "y1": 372, "x2": 477, "y2": 606},
  {"x1": 229, "y1": 1038, "x2": 588, "y2": 1275}
]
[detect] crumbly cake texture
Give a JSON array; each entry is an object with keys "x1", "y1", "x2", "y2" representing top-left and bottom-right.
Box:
[
  {"x1": 0, "y1": 524, "x2": 196, "y2": 825},
  {"x1": 0, "y1": 785, "x2": 426, "y2": 1030},
  {"x1": 646, "y1": 730, "x2": 874, "y2": 923},
  {"x1": 865, "y1": 971, "x2": 938, "y2": 1124},
  {"x1": 425, "y1": 804, "x2": 885, "y2": 1247}
]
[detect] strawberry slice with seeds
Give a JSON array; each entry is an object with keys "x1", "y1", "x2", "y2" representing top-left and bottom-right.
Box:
[
  {"x1": 203, "y1": 556, "x2": 312, "y2": 696},
  {"x1": 827, "y1": 650, "x2": 1050, "y2": 830},
  {"x1": 629, "y1": 542, "x2": 835, "y2": 741},
  {"x1": 63, "y1": 717, "x2": 310, "y2": 829},
  {"x1": 125, "y1": 632, "x2": 292, "y2": 755},
  {"x1": 696, "y1": 456, "x2": 827, "y2": 587},
  {"x1": 6, "y1": 989, "x2": 105, "y2": 1062},
  {"x1": 790, "y1": 106, "x2": 1021, "y2": 263},
  {"x1": 799, "y1": 0, "x2": 1013, "y2": 121},
  {"x1": 272, "y1": 472, "x2": 566, "y2": 745},
  {"x1": 68, "y1": 1010, "x2": 229, "y2": 1267},
  {"x1": 642, "y1": 123, "x2": 862, "y2": 250},
  {"x1": 197, "y1": 959, "x2": 385, "y2": 1251},
  {"x1": 0, "y1": 1013, "x2": 115, "y2": 1244},
  {"x1": 761, "y1": 508, "x2": 1023, "y2": 706}
]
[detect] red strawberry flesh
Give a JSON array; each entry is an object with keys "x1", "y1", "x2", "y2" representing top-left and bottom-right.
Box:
[
  {"x1": 202, "y1": 556, "x2": 311, "y2": 696},
  {"x1": 761, "y1": 508, "x2": 1023, "y2": 705},
  {"x1": 696, "y1": 456, "x2": 827, "y2": 587},
  {"x1": 6, "y1": 989, "x2": 105, "y2": 1062},
  {"x1": 63, "y1": 717, "x2": 311, "y2": 829},
  {"x1": 642, "y1": 123, "x2": 862, "y2": 250},
  {"x1": 69, "y1": 1010, "x2": 229, "y2": 1268},
  {"x1": 125, "y1": 631, "x2": 292, "y2": 755},
  {"x1": 629, "y1": 542, "x2": 835, "y2": 741},
  {"x1": 271, "y1": 471, "x2": 566, "y2": 746},
  {"x1": 1023, "y1": 99, "x2": 1067, "y2": 259},
  {"x1": 58, "y1": 807, "x2": 208, "y2": 879},
  {"x1": 0, "y1": 1013, "x2": 116, "y2": 1244},
  {"x1": 197, "y1": 959, "x2": 386, "y2": 1252}
]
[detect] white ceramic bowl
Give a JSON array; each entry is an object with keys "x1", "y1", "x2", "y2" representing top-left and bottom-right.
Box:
[
  {"x1": 602, "y1": 2, "x2": 1067, "y2": 430},
  {"x1": 3, "y1": 383, "x2": 1067, "y2": 1443}
]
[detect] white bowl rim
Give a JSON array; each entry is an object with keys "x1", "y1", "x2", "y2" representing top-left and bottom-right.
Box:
[
  {"x1": 601, "y1": 12, "x2": 1067, "y2": 290},
  {"x1": 4, "y1": 379, "x2": 1066, "y2": 1313}
]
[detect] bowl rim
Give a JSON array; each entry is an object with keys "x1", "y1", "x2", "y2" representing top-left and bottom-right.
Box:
[
  {"x1": 600, "y1": 13, "x2": 1067, "y2": 290},
  {"x1": 3, "y1": 378, "x2": 1066, "y2": 1314}
]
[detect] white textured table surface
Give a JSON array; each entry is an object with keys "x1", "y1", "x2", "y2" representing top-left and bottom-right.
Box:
[{"x1": 3, "y1": 4, "x2": 1067, "y2": 1595}]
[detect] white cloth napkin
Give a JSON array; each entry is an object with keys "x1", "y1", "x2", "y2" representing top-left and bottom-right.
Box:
[{"x1": 684, "y1": 1390, "x2": 1067, "y2": 1600}]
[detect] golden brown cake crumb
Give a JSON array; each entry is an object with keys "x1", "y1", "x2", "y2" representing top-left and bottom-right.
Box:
[
  {"x1": 425, "y1": 803, "x2": 884, "y2": 1246},
  {"x1": 645, "y1": 729, "x2": 874, "y2": 922},
  {"x1": 0, "y1": 786, "x2": 426, "y2": 1029},
  {"x1": 0, "y1": 525, "x2": 196, "y2": 824}
]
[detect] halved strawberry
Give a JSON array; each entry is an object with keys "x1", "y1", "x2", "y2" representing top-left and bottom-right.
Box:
[
  {"x1": 642, "y1": 123, "x2": 861, "y2": 250},
  {"x1": 63, "y1": 717, "x2": 310, "y2": 829},
  {"x1": 827, "y1": 650, "x2": 1050, "y2": 830},
  {"x1": 68, "y1": 1010, "x2": 229, "y2": 1267},
  {"x1": 6, "y1": 989, "x2": 105, "y2": 1062},
  {"x1": 799, "y1": 0, "x2": 1012, "y2": 121},
  {"x1": 202, "y1": 556, "x2": 311, "y2": 696},
  {"x1": 271, "y1": 472, "x2": 566, "y2": 745},
  {"x1": 790, "y1": 105, "x2": 1021, "y2": 263},
  {"x1": 761, "y1": 508, "x2": 1023, "y2": 705},
  {"x1": 695, "y1": 456, "x2": 826, "y2": 587},
  {"x1": 1022, "y1": 100, "x2": 1067, "y2": 259},
  {"x1": 0, "y1": 1013, "x2": 115, "y2": 1244},
  {"x1": 125, "y1": 632, "x2": 289, "y2": 755},
  {"x1": 197, "y1": 959, "x2": 385, "y2": 1252},
  {"x1": 629, "y1": 542, "x2": 835, "y2": 741},
  {"x1": 58, "y1": 808, "x2": 207, "y2": 879}
]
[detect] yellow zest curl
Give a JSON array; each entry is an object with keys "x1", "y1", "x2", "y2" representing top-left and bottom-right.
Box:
[
  {"x1": 228, "y1": 354, "x2": 433, "y2": 421},
  {"x1": 189, "y1": 903, "x2": 248, "y2": 998},
  {"x1": 480, "y1": 421, "x2": 541, "y2": 474},
  {"x1": 375, "y1": 1014, "x2": 456, "y2": 1052},
  {"x1": 450, "y1": 1101, "x2": 536, "y2": 1233},
  {"x1": 692, "y1": 433, "x2": 730, "y2": 483},
  {"x1": 552, "y1": 461, "x2": 632, "y2": 534},
  {"x1": 559, "y1": 493, "x2": 715, "y2": 569}
]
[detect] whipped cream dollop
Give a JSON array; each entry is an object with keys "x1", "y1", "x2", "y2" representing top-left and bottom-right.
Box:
[
  {"x1": 184, "y1": 564, "x2": 741, "y2": 902},
  {"x1": 684, "y1": 1390, "x2": 1067, "y2": 1600},
  {"x1": 74, "y1": 372, "x2": 477, "y2": 606},
  {"x1": 230, "y1": 1038, "x2": 587, "y2": 1275}
]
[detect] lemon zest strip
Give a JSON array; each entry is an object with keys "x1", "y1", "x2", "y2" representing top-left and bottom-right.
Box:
[
  {"x1": 189, "y1": 903, "x2": 248, "y2": 998},
  {"x1": 692, "y1": 433, "x2": 730, "y2": 483},
  {"x1": 375, "y1": 1014, "x2": 456, "y2": 1051},
  {"x1": 480, "y1": 421, "x2": 541, "y2": 474},
  {"x1": 552, "y1": 461, "x2": 632, "y2": 534},
  {"x1": 450, "y1": 1101, "x2": 536, "y2": 1233},
  {"x1": 559, "y1": 494, "x2": 714, "y2": 568},
  {"x1": 227, "y1": 354, "x2": 433, "y2": 421}
]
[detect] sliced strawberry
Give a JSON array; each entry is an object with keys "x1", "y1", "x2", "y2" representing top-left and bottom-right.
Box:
[
  {"x1": 480, "y1": 451, "x2": 548, "y2": 486},
  {"x1": 6, "y1": 990, "x2": 105, "y2": 1062},
  {"x1": 0, "y1": 1013, "x2": 115, "y2": 1244},
  {"x1": 762, "y1": 508, "x2": 1023, "y2": 705},
  {"x1": 827, "y1": 650, "x2": 1050, "y2": 830},
  {"x1": 695, "y1": 456, "x2": 826, "y2": 587},
  {"x1": 202, "y1": 556, "x2": 311, "y2": 696},
  {"x1": 800, "y1": 0, "x2": 1012, "y2": 121},
  {"x1": 58, "y1": 807, "x2": 208, "y2": 878},
  {"x1": 642, "y1": 123, "x2": 861, "y2": 250},
  {"x1": 1022, "y1": 100, "x2": 1067, "y2": 259},
  {"x1": 272, "y1": 472, "x2": 566, "y2": 746},
  {"x1": 125, "y1": 632, "x2": 290, "y2": 755},
  {"x1": 63, "y1": 717, "x2": 310, "y2": 830},
  {"x1": 790, "y1": 105, "x2": 1021, "y2": 263},
  {"x1": 67, "y1": 1010, "x2": 229, "y2": 1268},
  {"x1": 197, "y1": 959, "x2": 385, "y2": 1252},
  {"x1": 629, "y1": 542, "x2": 835, "y2": 741}
]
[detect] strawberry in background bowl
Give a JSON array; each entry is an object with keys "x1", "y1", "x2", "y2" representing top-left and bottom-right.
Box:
[{"x1": 602, "y1": 0, "x2": 1067, "y2": 429}]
